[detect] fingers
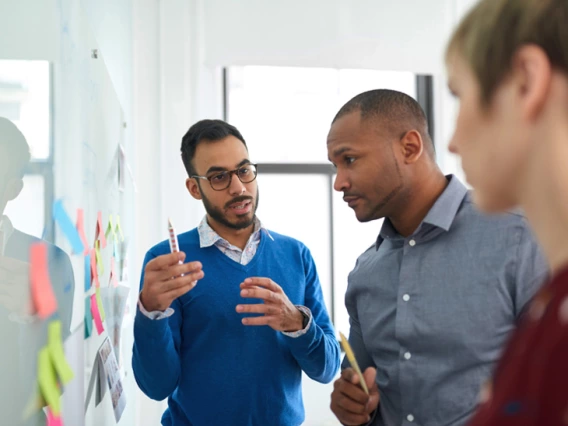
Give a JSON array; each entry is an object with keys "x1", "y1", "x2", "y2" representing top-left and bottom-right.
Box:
[
  {"x1": 330, "y1": 374, "x2": 373, "y2": 425},
  {"x1": 152, "y1": 260, "x2": 203, "y2": 282},
  {"x1": 240, "y1": 287, "x2": 278, "y2": 302},
  {"x1": 240, "y1": 315, "x2": 272, "y2": 326},
  {"x1": 339, "y1": 369, "x2": 370, "y2": 404},
  {"x1": 145, "y1": 252, "x2": 186, "y2": 271},
  {"x1": 160, "y1": 269, "x2": 204, "y2": 293},
  {"x1": 363, "y1": 367, "x2": 377, "y2": 392},
  {"x1": 235, "y1": 303, "x2": 278, "y2": 315},
  {"x1": 163, "y1": 280, "x2": 198, "y2": 300},
  {"x1": 240, "y1": 277, "x2": 281, "y2": 293}
]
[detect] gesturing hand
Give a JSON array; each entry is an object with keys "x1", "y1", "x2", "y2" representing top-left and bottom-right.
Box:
[
  {"x1": 140, "y1": 252, "x2": 204, "y2": 312},
  {"x1": 236, "y1": 277, "x2": 304, "y2": 332}
]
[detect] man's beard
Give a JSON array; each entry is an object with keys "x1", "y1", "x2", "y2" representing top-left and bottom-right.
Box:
[{"x1": 201, "y1": 187, "x2": 260, "y2": 230}]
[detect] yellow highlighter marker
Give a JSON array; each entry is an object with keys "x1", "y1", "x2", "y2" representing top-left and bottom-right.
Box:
[{"x1": 339, "y1": 331, "x2": 369, "y2": 395}]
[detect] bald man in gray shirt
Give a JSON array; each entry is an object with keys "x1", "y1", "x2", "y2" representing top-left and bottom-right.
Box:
[{"x1": 327, "y1": 90, "x2": 547, "y2": 426}]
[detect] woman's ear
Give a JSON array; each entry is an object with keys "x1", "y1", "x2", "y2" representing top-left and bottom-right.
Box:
[{"x1": 4, "y1": 177, "x2": 23, "y2": 202}]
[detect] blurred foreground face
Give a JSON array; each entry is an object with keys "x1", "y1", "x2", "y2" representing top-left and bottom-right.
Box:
[{"x1": 446, "y1": 55, "x2": 532, "y2": 213}]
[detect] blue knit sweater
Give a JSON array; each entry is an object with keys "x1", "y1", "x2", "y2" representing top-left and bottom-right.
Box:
[{"x1": 133, "y1": 228, "x2": 340, "y2": 426}]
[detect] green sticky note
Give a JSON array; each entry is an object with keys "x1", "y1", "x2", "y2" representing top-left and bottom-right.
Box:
[
  {"x1": 105, "y1": 214, "x2": 115, "y2": 240},
  {"x1": 96, "y1": 287, "x2": 106, "y2": 322},
  {"x1": 38, "y1": 347, "x2": 61, "y2": 416},
  {"x1": 48, "y1": 321, "x2": 75, "y2": 385},
  {"x1": 85, "y1": 296, "x2": 93, "y2": 338}
]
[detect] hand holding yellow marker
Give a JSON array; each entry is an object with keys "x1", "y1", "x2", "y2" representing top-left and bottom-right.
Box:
[{"x1": 339, "y1": 331, "x2": 369, "y2": 395}]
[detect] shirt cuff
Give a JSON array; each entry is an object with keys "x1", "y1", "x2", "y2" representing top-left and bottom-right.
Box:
[
  {"x1": 281, "y1": 305, "x2": 312, "y2": 338},
  {"x1": 137, "y1": 295, "x2": 174, "y2": 320}
]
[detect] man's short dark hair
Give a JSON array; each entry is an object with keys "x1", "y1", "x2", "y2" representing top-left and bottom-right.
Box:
[
  {"x1": 333, "y1": 89, "x2": 435, "y2": 158},
  {"x1": 181, "y1": 119, "x2": 247, "y2": 176},
  {"x1": 0, "y1": 117, "x2": 31, "y2": 178}
]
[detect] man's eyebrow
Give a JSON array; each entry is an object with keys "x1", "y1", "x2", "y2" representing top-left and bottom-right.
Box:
[{"x1": 205, "y1": 159, "x2": 251, "y2": 175}]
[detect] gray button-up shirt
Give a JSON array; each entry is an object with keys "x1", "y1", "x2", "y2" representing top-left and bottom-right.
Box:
[{"x1": 344, "y1": 175, "x2": 548, "y2": 426}]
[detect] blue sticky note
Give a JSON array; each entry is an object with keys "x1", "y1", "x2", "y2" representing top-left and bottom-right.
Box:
[
  {"x1": 84, "y1": 254, "x2": 91, "y2": 291},
  {"x1": 53, "y1": 200, "x2": 84, "y2": 254},
  {"x1": 84, "y1": 296, "x2": 93, "y2": 338}
]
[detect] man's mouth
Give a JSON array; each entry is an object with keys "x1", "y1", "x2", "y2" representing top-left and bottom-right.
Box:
[
  {"x1": 343, "y1": 195, "x2": 360, "y2": 208},
  {"x1": 227, "y1": 199, "x2": 253, "y2": 215}
]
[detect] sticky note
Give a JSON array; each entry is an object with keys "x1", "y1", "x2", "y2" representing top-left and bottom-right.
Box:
[
  {"x1": 85, "y1": 295, "x2": 93, "y2": 338},
  {"x1": 95, "y1": 211, "x2": 107, "y2": 249},
  {"x1": 91, "y1": 294, "x2": 104, "y2": 335},
  {"x1": 84, "y1": 254, "x2": 91, "y2": 291},
  {"x1": 48, "y1": 320, "x2": 74, "y2": 385},
  {"x1": 38, "y1": 347, "x2": 61, "y2": 416},
  {"x1": 53, "y1": 200, "x2": 84, "y2": 254},
  {"x1": 95, "y1": 240, "x2": 104, "y2": 275},
  {"x1": 115, "y1": 215, "x2": 124, "y2": 242},
  {"x1": 76, "y1": 208, "x2": 89, "y2": 255},
  {"x1": 90, "y1": 248, "x2": 99, "y2": 288},
  {"x1": 46, "y1": 408, "x2": 63, "y2": 426},
  {"x1": 110, "y1": 257, "x2": 118, "y2": 287},
  {"x1": 96, "y1": 286, "x2": 105, "y2": 322},
  {"x1": 105, "y1": 215, "x2": 116, "y2": 242},
  {"x1": 30, "y1": 243, "x2": 58, "y2": 319}
]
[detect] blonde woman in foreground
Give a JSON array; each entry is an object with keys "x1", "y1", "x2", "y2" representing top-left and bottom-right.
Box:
[{"x1": 446, "y1": 0, "x2": 568, "y2": 425}]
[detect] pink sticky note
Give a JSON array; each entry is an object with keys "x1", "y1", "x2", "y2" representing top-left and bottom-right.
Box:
[
  {"x1": 91, "y1": 294, "x2": 104, "y2": 335},
  {"x1": 30, "y1": 243, "x2": 58, "y2": 319},
  {"x1": 90, "y1": 248, "x2": 99, "y2": 288},
  {"x1": 110, "y1": 257, "x2": 118, "y2": 287},
  {"x1": 46, "y1": 408, "x2": 63, "y2": 426},
  {"x1": 76, "y1": 208, "x2": 89, "y2": 255},
  {"x1": 95, "y1": 211, "x2": 107, "y2": 249}
]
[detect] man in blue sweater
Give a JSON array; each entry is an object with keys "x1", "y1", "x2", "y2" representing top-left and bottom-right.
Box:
[{"x1": 133, "y1": 119, "x2": 340, "y2": 426}]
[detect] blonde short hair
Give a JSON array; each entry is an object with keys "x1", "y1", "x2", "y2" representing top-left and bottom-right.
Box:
[{"x1": 446, "y1": 0, "x2": 568, "y2": 105}]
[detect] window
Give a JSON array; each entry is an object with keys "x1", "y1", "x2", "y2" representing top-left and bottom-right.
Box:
[{"x1": 0, "y1": 60, "x2": 53, "y2": 240}]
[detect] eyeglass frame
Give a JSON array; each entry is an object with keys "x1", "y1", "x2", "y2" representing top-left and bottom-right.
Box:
[{"x1": 190, "y1": 163, "x2": 258, "y2": 191}]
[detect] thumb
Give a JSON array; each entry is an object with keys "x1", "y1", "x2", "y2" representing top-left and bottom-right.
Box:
[
  {"x1": 364, "y1": 367, "x2": 378, "y2": 394},
  {"x1": 363, "y1": 367, "x2": 380, "y2": 410}
]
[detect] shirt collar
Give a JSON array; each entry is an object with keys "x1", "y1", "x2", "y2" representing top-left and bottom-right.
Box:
[
  {"x1": 197, "y1": 216, "x2": 273, "y2": 248},
  {"x1": 376, "y1": 175, "x2": 468, "y2": 248},
  {"x1": 0, "y1": 215, "x2": 14, "y2": 255}
]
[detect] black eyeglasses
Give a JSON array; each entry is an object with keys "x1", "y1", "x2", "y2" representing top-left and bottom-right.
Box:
[{"x1": 191, "y1": 164, "x2": 258, "y2": 191}]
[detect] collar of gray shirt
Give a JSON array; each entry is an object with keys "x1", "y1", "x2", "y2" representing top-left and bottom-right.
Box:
[{"x1": 376, "y1": 174, "x2": 467, "y2": 249}]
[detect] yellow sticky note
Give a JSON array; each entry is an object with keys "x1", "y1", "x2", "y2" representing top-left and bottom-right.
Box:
[
  {"x1": 115, "y1": 215, "x2": 124, "y2": 242},
  {"x1": 96, "y1": 286, "x2": 106, "y2": 322},
  {"x1": 95, "y1": 240, "x2": 104, "y2": 275},
  {"x1": 48, "y1": 321, "x2": 74, "y2": 385},
  {"x1": 38, "y1": 347, "x2": 61, "y2": 416}
]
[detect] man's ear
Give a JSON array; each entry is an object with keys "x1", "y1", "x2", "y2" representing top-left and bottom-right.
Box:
[
  {"x1": 4, "y1": 177, "x2": 23, "y2": 202},
  {"x1": 186, "y1": 178, "x2": 202, "y2": 200},
  {"x1": 399, "y1": 130, "x2": 424, "y2": 164}
]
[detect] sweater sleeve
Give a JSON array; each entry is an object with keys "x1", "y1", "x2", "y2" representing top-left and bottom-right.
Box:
[
  {"x1": 283, "y1": 245, "x2": 340, "y2": 383},
  {"x1": 132, "y1": 249, "x2": 183, "y2": 400}
]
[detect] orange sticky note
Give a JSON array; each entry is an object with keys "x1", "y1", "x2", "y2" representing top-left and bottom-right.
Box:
[
  {"x1": 91, "y1": 294, "x2": 104, "y2": 335},
  {"x1": 90, "y1": 248, "x2": 99, "y2": 288},
  {"x1": 46, "y1": 407, "x2": 63, "y2": 426},
  {"x1": 76, "y1": 208, "x2": 89, "y2": 255},
  {"x1": 110, "y1": 257, "x2": 118, "y2": 287},
  {"x1": 30, "y1": 243, "x2": 57, "y2": 319},
  {"x1": 95, "y1": 211, "x2": 107, "y2": 249}
]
